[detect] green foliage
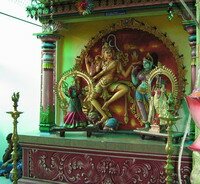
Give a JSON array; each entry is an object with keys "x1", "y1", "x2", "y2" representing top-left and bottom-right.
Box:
[
  {"x1": 26, "y1": 0, "x2": 49, "y2": 20},
  {"x1": 167, "y1": 2, "x2": 174, "y2": 21}
]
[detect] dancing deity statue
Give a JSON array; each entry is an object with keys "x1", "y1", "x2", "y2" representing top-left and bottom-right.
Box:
[{"x1": 85, "y1": 42, "x2": 138, "y2": 125}]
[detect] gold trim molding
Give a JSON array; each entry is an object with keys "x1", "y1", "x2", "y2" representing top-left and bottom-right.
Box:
[{"x1": 77, "y1": 18, "x2": 186, "y2": 104}]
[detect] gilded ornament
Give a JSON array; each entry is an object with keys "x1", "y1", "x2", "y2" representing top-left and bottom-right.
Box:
[
  {"x1": 146, "y1": 65, "x2": 180, "y2": 107},
  {"x1": 56, "y1": 69, "x2": 94, "y2": 113}
]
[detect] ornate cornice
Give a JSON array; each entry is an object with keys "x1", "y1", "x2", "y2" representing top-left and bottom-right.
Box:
[{"x1": 38, "y1": 0, "x2": 195, "y2": 20}]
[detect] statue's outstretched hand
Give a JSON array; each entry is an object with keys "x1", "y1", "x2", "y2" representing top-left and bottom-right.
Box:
[
  {"x1": 131, "y1": 51, "x2": 138, "y2": 62},
  {"x1": 85, "y1": 54, "x2": 92, "y2": 64},
  {"x1": 131, "y1": 65, "x2": 140, "y2": 75},
  {"x1": 93, "y1": 74, "x2": 98, "y2": 81}
]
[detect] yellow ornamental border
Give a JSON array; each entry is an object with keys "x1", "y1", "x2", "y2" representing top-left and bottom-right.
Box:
[
  {"x1": 76, "y1": 18, "x2": 186, "y2": 103},
  {"x1": 56, "y1": 69, "x2": 94, "y2": 111},
  {"x1": 146, "y1": 65, "x2": 179, "y2": 107}
]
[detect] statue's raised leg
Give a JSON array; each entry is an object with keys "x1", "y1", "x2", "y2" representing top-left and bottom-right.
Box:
[
  {"x1": 102, "y1": 84, "x2": 129, "y2": 110},
  {"x1": 91, "y1": 99, "x2": 108, "y2": 124}
]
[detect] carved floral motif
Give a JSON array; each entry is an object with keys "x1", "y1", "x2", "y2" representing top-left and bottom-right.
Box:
[{"x1": 26, "y1": 148, "x2": 191, "y2": 184}]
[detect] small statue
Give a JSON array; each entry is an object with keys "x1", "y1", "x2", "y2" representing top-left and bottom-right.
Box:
[
  {"x1": 148, "y1": 77, "x2": 168, "y2": 132},
  {"x1": 87, "y1": 111, "x2": 101, "y2": 126},
  {"x1": 63, "y1": 85, "x2": 88, "y2": 128},
  {"x1": 148, "y1": 76, "x2": 176, "y2": 133},
  {"x1": 103, "y1": 118, "x2": 120, "y2": 131},
  {"x1": 131, "y1": 52, "x2": 158, "y2": 129}
]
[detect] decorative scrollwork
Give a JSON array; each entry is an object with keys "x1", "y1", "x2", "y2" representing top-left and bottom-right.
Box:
[
  {"x1": 27, "y1": 148, "x2": 191, "y2": 184},
  {"x1": 146, "y1": 64, "x2": 179, "y2": 107},
  {"x1": 55, "y1": 69, "x2": 94, "y2": 112}
]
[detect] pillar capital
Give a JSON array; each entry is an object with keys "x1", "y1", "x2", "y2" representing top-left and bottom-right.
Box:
[{"x1": 34, "y1": 33, "x2": 62, "y2": 42}]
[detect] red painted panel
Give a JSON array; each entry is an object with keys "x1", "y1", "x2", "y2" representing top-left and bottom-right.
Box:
[{"x1": 21, "y1": 144, "x2": 191, "y2": 184}]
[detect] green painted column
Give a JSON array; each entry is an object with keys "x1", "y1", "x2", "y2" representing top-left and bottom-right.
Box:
[
  {"x1": 190, "y1": 1, "x2": 200, "y2": 184},
  {"x1": 35, "y1": 33, "x2": 61, "y2": 132},
  {"x1": 182, "y1": 20, "x2": 196, "y2": 90}
]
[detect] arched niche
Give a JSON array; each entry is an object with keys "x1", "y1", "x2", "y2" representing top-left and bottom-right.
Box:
[{"x1": 72, "y1": 18, "x2": 186, "y2": 130}]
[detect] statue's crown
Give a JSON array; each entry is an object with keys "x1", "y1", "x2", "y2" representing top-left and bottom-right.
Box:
[
  {"x1": 145, "y1": 53, "x2": 153, "y2": 62},
  {"x1": 102, "y1": 42, "x2": 112, "y2": 53}
]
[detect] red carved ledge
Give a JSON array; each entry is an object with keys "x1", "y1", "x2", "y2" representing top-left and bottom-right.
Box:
[{"x1": 20, "y1": 144, "x2": 191, "y2": 184}]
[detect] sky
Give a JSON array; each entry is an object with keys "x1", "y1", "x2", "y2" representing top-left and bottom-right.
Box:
[
  {"x1": 0, "y1": 0, "x2": 40, "y2": 25},
  {"x1": 0, "y1": 0, "x2": 42, "y2": 156}
]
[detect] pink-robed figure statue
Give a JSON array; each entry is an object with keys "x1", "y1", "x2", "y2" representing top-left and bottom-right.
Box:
[
  {"x1": 185, "y1": 88, "x2": 200, "y2": 152},
  {"x1": 64, "y1": 86, "x2": 88, "y2": 128}
]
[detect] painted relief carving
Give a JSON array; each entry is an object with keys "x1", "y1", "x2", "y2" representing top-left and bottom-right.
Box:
[
  {"x1": 59, "y1": 18, "x2": 186, "y2": 130},
  {"x1": 27, "y1": 148, "x2": 191, "y2": 184}
]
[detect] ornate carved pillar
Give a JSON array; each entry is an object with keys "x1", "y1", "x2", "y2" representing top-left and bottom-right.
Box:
[
  {"x1": 35, "y1": 33, "x2": 61, "y2": 132},
  {"x1": 182, "y1": 20, "x2": 196, "y2": 90}
]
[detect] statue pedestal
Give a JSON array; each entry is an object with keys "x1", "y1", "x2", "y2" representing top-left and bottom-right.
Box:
[
  {"x1": 133, "y1": 129, "x2": 184, "y2": 144},
  {"x1": 149, "y1": 124, "x2": 160, "y2": 133},
  {"x1": 50, "y1": 126, "x2": 99, "y2": 137}
]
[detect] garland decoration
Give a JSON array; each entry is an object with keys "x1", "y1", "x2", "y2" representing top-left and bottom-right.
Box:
[
  {"x1": 75, "y1": 0, "x2": 94, "y2": 16},
  {"x1": 167, "y1": 2, "x2": 174, "y2": 21},
  {"x1": 26, "y1": 0, "x2": 49, "y2": 20}
]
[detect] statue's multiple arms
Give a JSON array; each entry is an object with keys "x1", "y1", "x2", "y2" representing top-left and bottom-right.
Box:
[
  {"x1": 131, "y1": 67, "x2": 139, "y2": 86},
  {"x1": 93, "y1": 60, "x2": 117, "y2": 80}
]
